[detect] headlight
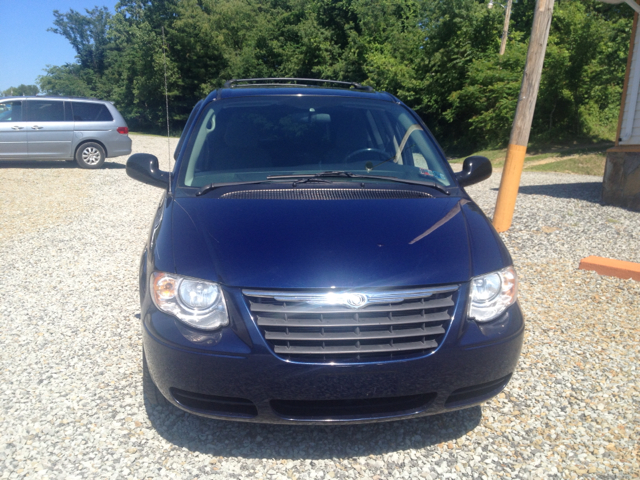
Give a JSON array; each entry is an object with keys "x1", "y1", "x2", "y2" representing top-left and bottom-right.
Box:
[
  {"x1": 151, "y1": 272, "x2": 229, "y2": 330},
  {"x1": 468, "y1": 266, "x2": 518, "y2": 322}
]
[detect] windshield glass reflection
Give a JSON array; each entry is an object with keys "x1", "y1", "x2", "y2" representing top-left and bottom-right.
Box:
[{"x1": 180, "y1": 96, "x2": 452, "y2": 188}]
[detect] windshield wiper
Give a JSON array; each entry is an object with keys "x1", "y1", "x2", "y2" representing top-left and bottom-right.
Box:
[
  {"x1": 196, "y1": 180, "x2": 275, "y2": 196},
  {"x1": 269, "y1": 171, "x2": 356, "y2": 180},
  {"x1": 267, "y1": 171, "x2": 450, "y2": 195},
  {"x1": 292, "y1": 177, "x2": 333, "y2": 186}
]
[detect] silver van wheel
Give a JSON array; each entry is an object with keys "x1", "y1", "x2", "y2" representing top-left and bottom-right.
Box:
[
  {"x1": 83, "y1": 147, "x2": 101, "y2": 165},
  {"x1": 75, "y1": 142, "x2": 106, "y2": 169}
]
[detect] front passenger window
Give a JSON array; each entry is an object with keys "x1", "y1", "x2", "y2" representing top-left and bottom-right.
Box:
[
  {"x1": 26, "y1": 101, "x2": 64, "y2": 122},
  {"x1": 0, "y1": 102, "x2": 23, "y2": 122}
]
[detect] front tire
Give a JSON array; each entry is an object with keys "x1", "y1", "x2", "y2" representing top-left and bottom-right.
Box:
[{"x1": 75, "y1": 142, "x2": 106, "y2": 169}]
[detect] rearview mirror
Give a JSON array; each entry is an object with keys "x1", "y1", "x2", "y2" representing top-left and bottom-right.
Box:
[
  {"x1": 126, "y1": 153, "x2": 170, "y2": 189},
  {"x1": 455, "y1": 156, "x2": 492, "y2": 187}
]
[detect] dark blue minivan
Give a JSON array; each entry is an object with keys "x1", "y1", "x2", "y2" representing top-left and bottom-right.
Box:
[{"x1": 127, "y1": 78, "x2": 524, "y2": 424}]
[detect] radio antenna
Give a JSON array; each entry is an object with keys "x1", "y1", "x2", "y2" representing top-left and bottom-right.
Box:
[{"x1": 161, "y1": 26, "x2": 172, "y2": 193}]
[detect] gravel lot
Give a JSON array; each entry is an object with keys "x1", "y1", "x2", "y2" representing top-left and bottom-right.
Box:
[{"x1": 0, "y1": 136, "x2": 638, "y2": 479}]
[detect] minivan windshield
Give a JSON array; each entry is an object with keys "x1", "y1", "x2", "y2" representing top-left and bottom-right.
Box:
[{"x1": 179, "y1": 96, "x2": 453, "y2": 188}]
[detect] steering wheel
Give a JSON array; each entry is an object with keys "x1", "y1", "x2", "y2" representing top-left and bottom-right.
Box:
[{"x1": 343, "y1": 148, "x2": 390, "y2": 163}]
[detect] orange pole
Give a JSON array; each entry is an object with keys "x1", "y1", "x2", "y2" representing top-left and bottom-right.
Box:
[
  {"x1": 493, "y1": 144, "x2": 527, "y2": 231},
  {"x1": 493, "y1": 0, "x2": 555, "y2": 232}
]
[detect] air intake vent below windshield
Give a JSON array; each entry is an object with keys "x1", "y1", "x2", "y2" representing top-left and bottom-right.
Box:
[{"x1": 220, "y1": 188, "x2": 433, "y2": 200}]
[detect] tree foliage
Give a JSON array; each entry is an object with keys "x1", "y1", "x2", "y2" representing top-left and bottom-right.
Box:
[
  {"x1": 2, "y1": 84, "x2": 40, "y2": 96},
  {"x1": 49, "y1": 7, "x2": 112, "y2": 74},
  {"x1": 447, "y1": 0, "x2": 633, "y2": 148},
  {"x1": 38, "y1": 0, "x2": 633, "y2": 150}
]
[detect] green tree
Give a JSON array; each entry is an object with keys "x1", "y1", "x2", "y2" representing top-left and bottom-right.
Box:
[
  {"x1": 446, "y1": 0, "x2": 633, "y2": 149},
  {"x1": 37, "y1": 64, "x2": 97, "y2": 97},
  {"x1": 446, "y1": 35, "x2": 527, "y2": 147},
  {"x1": 537, "y1": 0, "x2": 631, "y2": 141},
  {"x1": 49, "y1": 7, "x2": 112, "y2": 74},
  {"x1": 35, "y1": 0, "x2": 634, "y2": 144},
  {"x1": 103, "y1": 0, "x2": 181, "y2": 128},
  {"x1": 1, "y1": 84, "x2": 39, "y2": 96}
]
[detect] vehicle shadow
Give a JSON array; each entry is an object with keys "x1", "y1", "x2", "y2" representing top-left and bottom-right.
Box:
[
  {"x1": 144, "y1": 401, "x2": 482, "y2": 459},
  {"x1": 491, "y1": 182, "x2": 603, "y2": 204},
  {"x1": 0, "y1": 160, "x2": 125, "y2": 169}
]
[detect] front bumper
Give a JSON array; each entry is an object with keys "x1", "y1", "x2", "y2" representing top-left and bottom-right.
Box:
[{"x1": 142, "y1": 286, "x2": 524, "y2": 424}]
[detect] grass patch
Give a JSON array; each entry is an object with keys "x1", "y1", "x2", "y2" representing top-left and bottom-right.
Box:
[
  {"x1": 451, "y1": 150, "x2": 561, "y2": 168},
  {"x1": 450, "y1": 142, "x2": 611, "y2": 170},
  {"x1": 525, "y1": 154, "x2": 606, "y2": 176},
  {"x1": 449, "y1": 148, "x2": 507, "y2": 164},
  {"x1": 522, "y1": 152, "x2": 562, "y2": 163}
]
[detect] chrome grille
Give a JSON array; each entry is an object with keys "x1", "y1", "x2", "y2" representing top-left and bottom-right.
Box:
[{"x1": 243, "y1": 286, "x2": 458, "y2": 363}]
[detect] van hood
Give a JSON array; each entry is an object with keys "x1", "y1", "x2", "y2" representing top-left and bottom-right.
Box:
[{"x1": 171, "y1": 196, "x2": 477, "y2": 289}]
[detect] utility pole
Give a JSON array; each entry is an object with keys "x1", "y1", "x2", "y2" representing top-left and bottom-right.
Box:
[
  {"x1": 500, "y1": 0, "x2": 514, "y2": 55},
  {"x1": 493, "y1": 0, "x2": 555, "y2": 232}
]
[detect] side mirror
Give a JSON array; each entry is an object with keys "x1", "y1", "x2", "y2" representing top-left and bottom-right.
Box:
[
  {"x1": 126, "y1": 153, "x2": 170, "y2": 189},
  {"x1": 455, "y1": 156, "x2": 492, "y2": 187}
]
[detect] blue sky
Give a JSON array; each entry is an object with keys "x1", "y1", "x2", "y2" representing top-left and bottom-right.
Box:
[{"x1": 0, "y1": 0, "x2": 119, "y2": 92}]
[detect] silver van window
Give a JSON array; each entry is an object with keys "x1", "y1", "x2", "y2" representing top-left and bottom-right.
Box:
[
  {"x1": 0, "y1": 101, "x2": 22, "y2": 122},
  {"x1": 71, "y1": 102, "x2": 113, "y2": 122},
  {"x1": 26, "y1": 100, "x2": 64, "y2": 122}
]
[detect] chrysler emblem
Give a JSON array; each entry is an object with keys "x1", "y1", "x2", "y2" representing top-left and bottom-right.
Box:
[{"x1": 345, "y1": 293, "x2": 368, "y2": 308}]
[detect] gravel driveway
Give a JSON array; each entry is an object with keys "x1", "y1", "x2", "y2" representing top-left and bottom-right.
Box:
[{"x1": 1, "y1": 136, "x2": 638, "y2": 479}]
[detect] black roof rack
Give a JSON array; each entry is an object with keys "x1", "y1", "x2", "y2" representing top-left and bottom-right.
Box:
[{"x1": 223, "y1": 78, "x2": 374, "y2": 92}]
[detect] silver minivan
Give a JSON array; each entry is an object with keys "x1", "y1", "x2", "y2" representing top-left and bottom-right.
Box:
[{"x1": 0, "y1": 96, "x2": 132, "y2": 168}]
